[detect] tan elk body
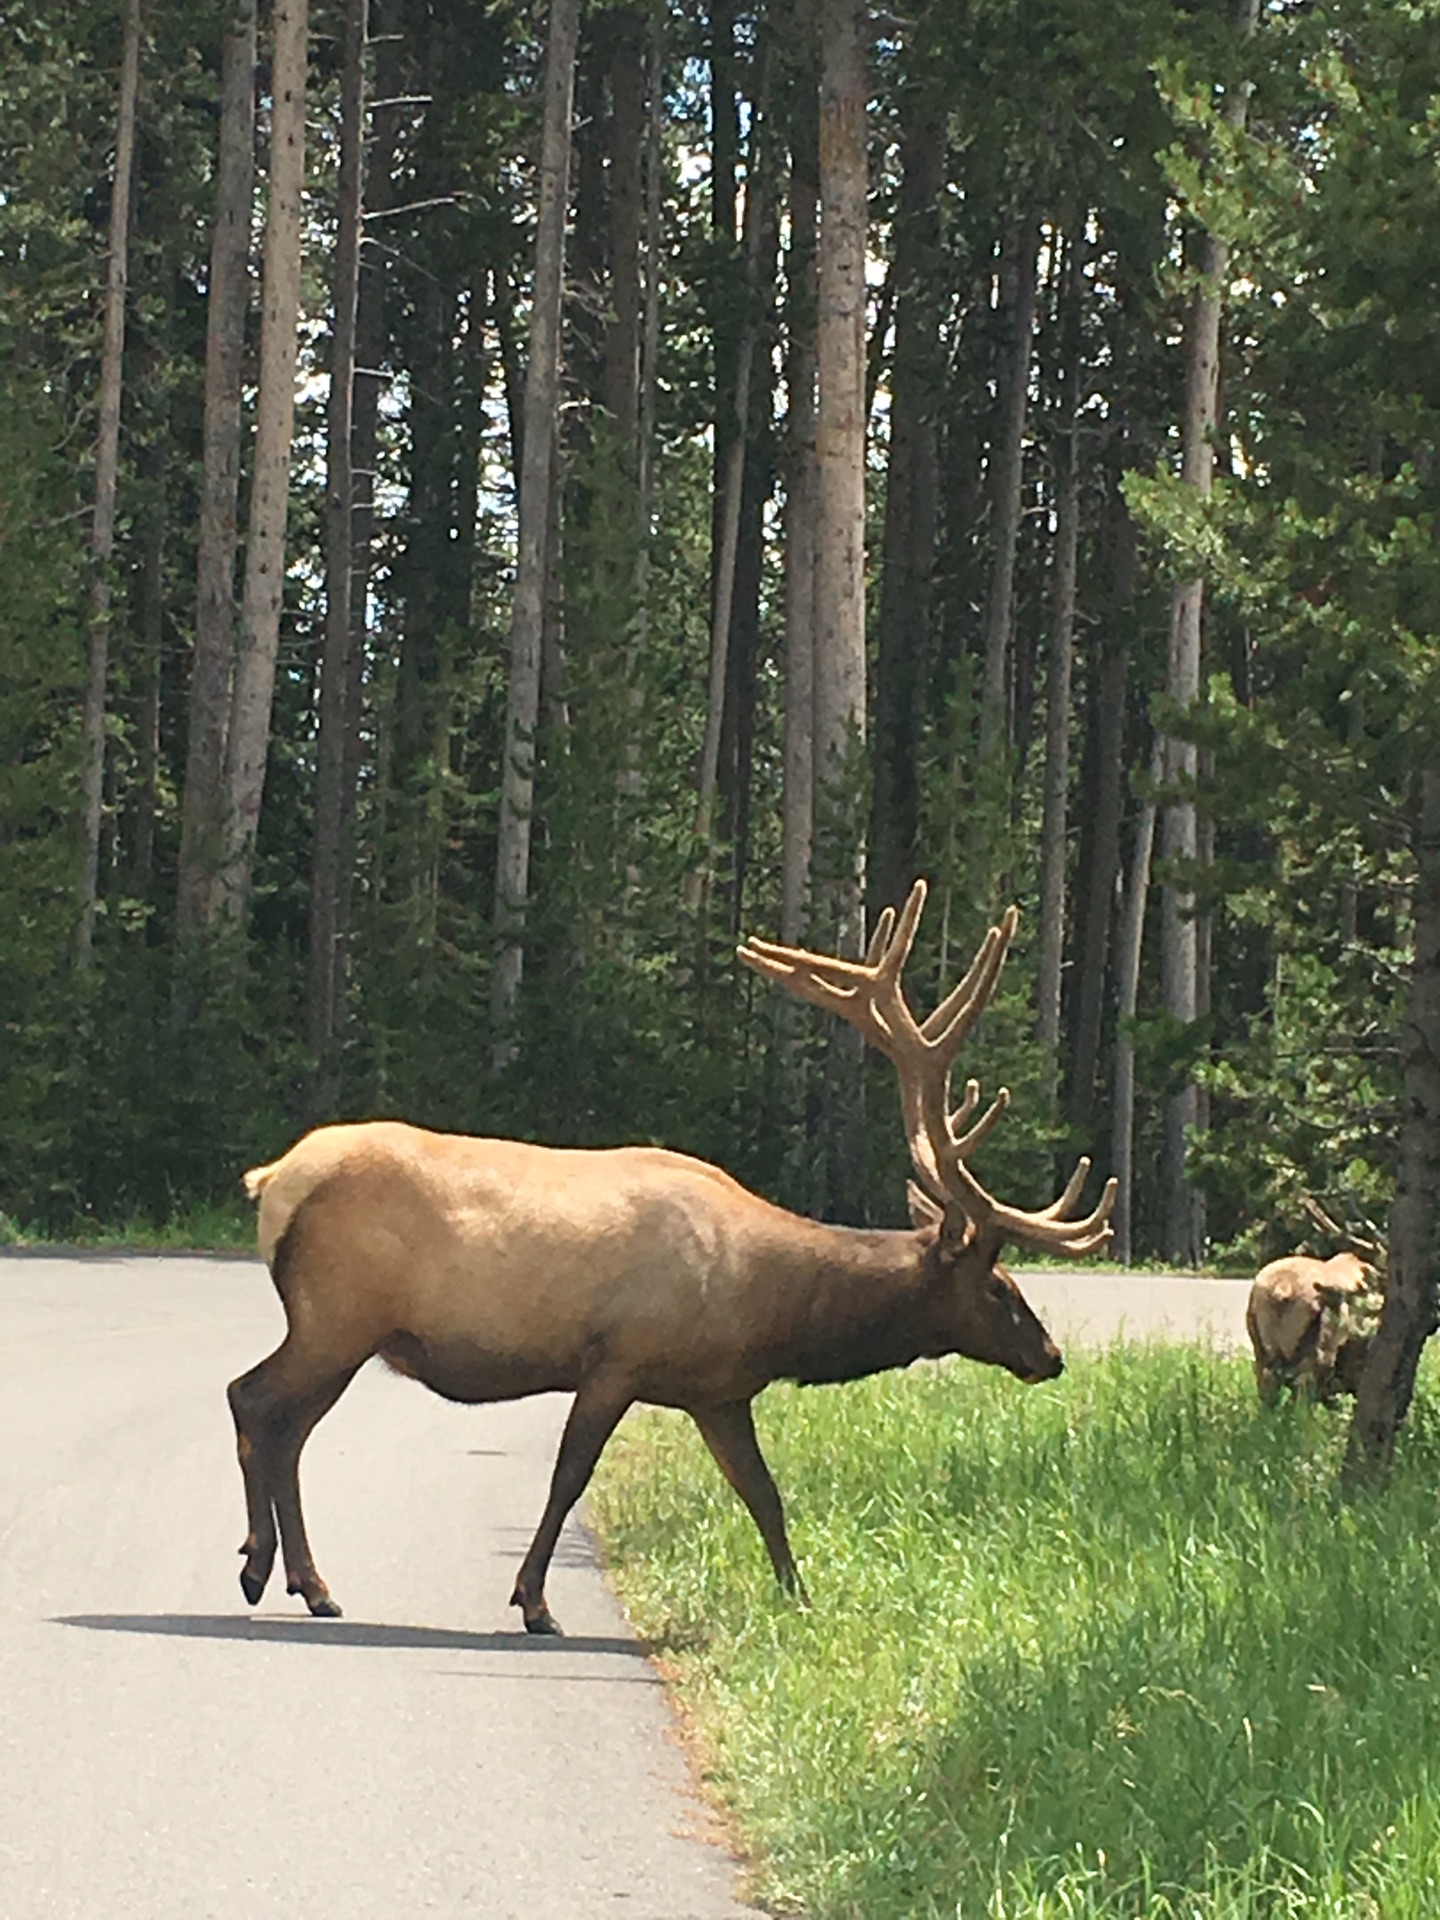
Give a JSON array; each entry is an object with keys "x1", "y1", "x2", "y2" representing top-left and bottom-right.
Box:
[
  {"x1": 229, "y1": 884, "x2": 1116, "y2": 1632},
  {"x1": 1246, "y1": 1250, "x2": 1381, "y2": 1406}
]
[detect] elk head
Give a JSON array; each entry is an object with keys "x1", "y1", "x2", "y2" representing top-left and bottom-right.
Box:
[{"x1": 739, "y1": 882, "x2": 1117, "y2": 1381}]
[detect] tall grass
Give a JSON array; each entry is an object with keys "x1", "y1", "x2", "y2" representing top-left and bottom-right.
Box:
[{"x1": 589, "y1": 1346, "x2": 1440, "y2": 1918}]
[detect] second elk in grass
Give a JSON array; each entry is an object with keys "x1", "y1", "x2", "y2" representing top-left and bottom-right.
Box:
[
  {"x1": 1247, "y1": 1244, "x2": 1384, "y2": 1410},
  {"x1": 228, "y1": 881, "x2": 1117, "y2": 1633}
]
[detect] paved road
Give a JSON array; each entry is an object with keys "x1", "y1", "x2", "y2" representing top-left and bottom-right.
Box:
[
  {"x1": 0, "y1": 1251, "x2": 1250, "y2": 1918},
  {"x1": 1017, "y1": 1265, "x2": 1251, "y2": 1354}
]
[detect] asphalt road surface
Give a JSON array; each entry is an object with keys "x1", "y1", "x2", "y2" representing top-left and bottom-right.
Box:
[{"x1": 0, "y1": 1250, "x2": 1251, "y2": 1918}]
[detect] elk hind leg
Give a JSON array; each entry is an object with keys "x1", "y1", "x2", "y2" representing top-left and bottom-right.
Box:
[
  {"x1": 690, "y1": 1400, "x2": 808, "y2": 1604},
  {"x1": 271, "y1": 1369, "x2": 359, "y2": 1616},
  {"x1": 511, "y1": 1378, "x2": 632, "y2": 1636}
]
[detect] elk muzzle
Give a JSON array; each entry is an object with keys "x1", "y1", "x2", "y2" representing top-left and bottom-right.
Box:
[{"x1": 1017, "y1": 1341, "x2": 1064, "y2": 1385}]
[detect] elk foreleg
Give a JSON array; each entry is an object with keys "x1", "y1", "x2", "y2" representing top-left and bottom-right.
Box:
[
  {"x1": 228, "y1": 1345, "x2": 360, "y2": 1614},
  {"x1": 230, "y1": 1380, "x2": 279, "y2": 1604},
  {"x1": 510, "y1": 1379, "x2": 632, "y2": 1636},
  {"x1": 690, "y1": 1400, "x2": 809, "y2": 1605}
]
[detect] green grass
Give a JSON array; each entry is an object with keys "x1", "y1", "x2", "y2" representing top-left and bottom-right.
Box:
[
  {"x1": 0, "y1": 1198, "x2": 255, "y2": 1252},
  {"x1": 589, "y1": 1347, "x2": 1440, "y2": 1918}
]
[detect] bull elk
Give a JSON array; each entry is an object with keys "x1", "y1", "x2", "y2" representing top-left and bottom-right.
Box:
[
  {"x1": 228, "y1": 882, "x2": 1116, "y2": 1633},
  {"x1": 1246, "y1": 1199, "x2": 1385, "y2": 1406}
]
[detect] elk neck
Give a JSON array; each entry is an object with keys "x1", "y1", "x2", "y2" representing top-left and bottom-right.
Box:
[{"x1": 758, "y1": 1215, "x2": 946, "y2": 1388}]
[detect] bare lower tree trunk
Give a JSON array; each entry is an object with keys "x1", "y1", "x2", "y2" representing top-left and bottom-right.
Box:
[
  {"x1": 1035, "y1": 224, "x2": 1087, "y2": 1101},
  {"x1": 1159, "y1": 0, "x2": 1258, "y2": 1263},
  {"x1": 215, "y1": 0, "x2": 308, "y2": 927},
  {"x1": 175, "y1": 0, "x2": 255, "y2": 947},
  {"x1": 490, "y1": 0, "x2": 579, "y2": 1059},
  {"x1": 813, "y1": 0, "x2": 868, "y2": 1219},
  {"x1": 305, "y1": 0, "x2": 367, "y2": 1099},
  {"x1": 1345, "y1": 766, "x2": 1440, "y2": 1482},
  {"x1": 78, "y1": 0, "x2": 141, "y2": 966},
  {"x1": 977, "y1": 211, "x2": 1039, "y2": 768}
]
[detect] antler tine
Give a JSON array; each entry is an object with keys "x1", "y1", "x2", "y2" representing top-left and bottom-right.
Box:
[
  {"x1": 863, "y1": 904, "x2": 896, "y2": 969},
  {"x1": 1043, "y1": 1156, "x2": 1094, "y2": 1220},
  {"x1": 877, "y1": 878, "x2": 928, "y2": 983},
  {"x1": 920, "y1": 905, "x2": 1018, "y2": 1062},
  {"x1": 949, "y1": 1077, "x2": 982, "y2": 1132},
  {"x1": 951, "y1": 1083, "x2": 1010, "y2": 1158}
]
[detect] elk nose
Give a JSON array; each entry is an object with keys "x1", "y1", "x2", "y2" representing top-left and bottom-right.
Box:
[{"x1": 1024, "y1": 1345, "x2": 1063, "y2": 1384}]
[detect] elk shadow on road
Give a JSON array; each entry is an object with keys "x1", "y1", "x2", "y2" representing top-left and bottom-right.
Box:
[{"x1": 53, "y1": 1612, "x2": 652, "y2": 1662}]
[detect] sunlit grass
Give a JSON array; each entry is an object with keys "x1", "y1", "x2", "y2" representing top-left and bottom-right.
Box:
[{"x1": 590, "y1": 1345, "x2": 1440, "y2": 1918}]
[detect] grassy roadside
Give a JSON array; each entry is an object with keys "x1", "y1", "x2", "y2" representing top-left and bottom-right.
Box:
[
  {"x1": 0, "y1": 1200, "x2": 255, "y2": 1252},
  {"x1": 590, "y1": 1346, "x2": 1440, "y2": 1918}
]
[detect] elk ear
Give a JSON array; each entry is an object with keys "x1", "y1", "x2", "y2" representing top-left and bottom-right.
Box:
[{"x1": 907, "y1": 1180, "x2": 943, "y2": 1229}]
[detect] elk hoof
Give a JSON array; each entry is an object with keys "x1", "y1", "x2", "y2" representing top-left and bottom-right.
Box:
[
  {"x1": 239, "y1": 1567, "x2": 267, "y2": 1607},
  {"x1": 524, "y1": 1606, "x2": 563, "y2": 1636},
  {"x1": 288, "y1": 1577, "x2": 342, "y2": 1618}
]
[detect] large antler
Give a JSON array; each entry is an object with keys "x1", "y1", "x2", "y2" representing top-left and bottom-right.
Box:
[{"x1": 738, "y1": 880, "x2": 1116, "y2": 1258}]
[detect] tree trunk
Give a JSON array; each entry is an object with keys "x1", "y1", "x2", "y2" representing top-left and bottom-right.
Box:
[
  {"x1": 1159, "y1": 0, "x2": 1258, "y2": 1263},
  {"x1": 813, "y1": 0, "x2": 868, "y2": 1220},
  {"x1": 813, "y1": 0, "x2": 867, "y2": 902},
  {"x1": 977, "y1": 211, "x2": 1039, "y2": 768},
  {"x1": 176, "y1": 0, "x2": 255, "y2": 947},
  {"x1": 1068, "y1": 474, "x2": 1138, "y2": 1138},
  {"x1": 1035, "y1": 222, "x2": 1087, "y2": 1099},
  {"x1": 490, "y1": 0, "x2": 579, "y2": 1058},
  {"x1": 637, "y1": 0, "x2": 664, "y2": 543},
  {"x1": 869, "y1": 73, "x2": 943, "y2": 923},
  {"x1": 129, "y1": 434, "x2": 166, "y2": 901},
  {"x1": 603, "y1": 6, "x2": 644, "y2": 445},
  {"x1": 1111, "y1": 784, "x2": 1158, "y2": 1267},
  {"x1": 77, "y1": 0, "x2": 142, "y2": 965},
  {"x1": 692, "y1": 84, "x2": 769, "y2": 902},
  {"x1": 707, "y1": 0, "x2": 740, "y2": 676},
  {"x1": 342, "y1": 7, "x2": 403, "y2": 1006},
  {"x1": 305, "y1": 0, "x2": 367, "y2": 1099},
  {"x1": 720, "y1": 303, "x2": 777, "y2": 931},
  {"x1": 780, "y1": 4, "x2": 819, "y2": 947},
  {"x1": 1345, "y1": 766, "x2": 1440, "y2": 1482},
  {"x1": 215, "y1": 0, "x2": 307, "y2": 927}
]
